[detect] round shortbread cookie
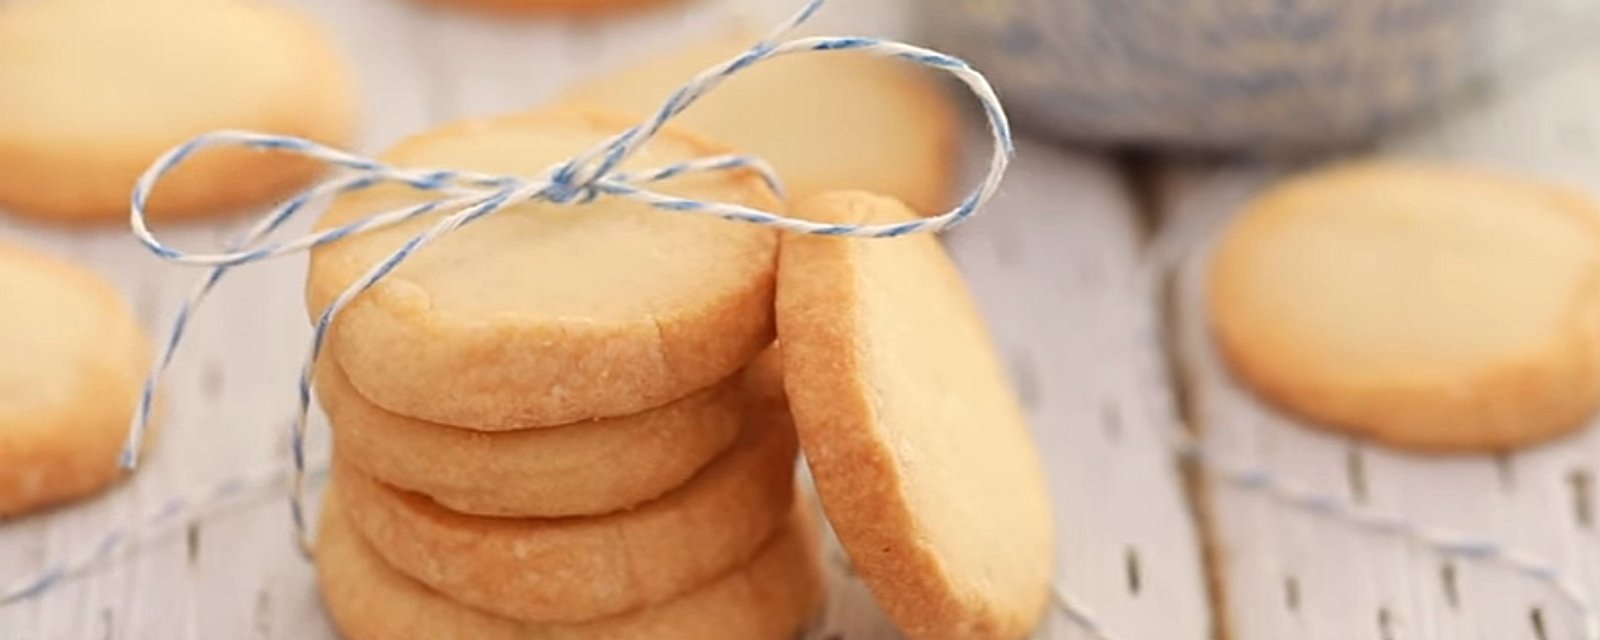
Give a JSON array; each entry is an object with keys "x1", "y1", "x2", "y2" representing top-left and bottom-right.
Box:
[
  {"x1": 1209, "y1": 162, "x2": 1600, "y2": 450},
  {"x1": 332, "y1": 396, "x2": 798, "y2": 622},
  {"x1": 317, "y1": 355, "x2": 744, "y2": 517},
  {"x1": 0, "y1": 0, "x2": 357, "y2": 224},
  {"x1": 0, "y1": 241, "x2": 152, "y2": 515},
  {"x1": 316, "y1": 493, "x2": 824, "y2": 640},
  {"x1": 306, "y1": 110, "x2": 780, "y2": 429},
  {"x1": 776, "y1": 192, "x2": 1055, "y2": 640},
  {"x1": 558, "y1": 27, "x2": 959, "y2": 214}
]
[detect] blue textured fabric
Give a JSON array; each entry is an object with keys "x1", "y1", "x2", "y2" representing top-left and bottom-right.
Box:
[{"x1": 919, "y1": 0, "x2": 1490, "y2": 150}]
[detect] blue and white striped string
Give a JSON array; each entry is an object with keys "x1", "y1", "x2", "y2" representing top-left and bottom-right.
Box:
[
  {"x1": 11, "y1": 430, "x2": 1593, "y2": 640},
  {"x1": 0, "y1": 451, "x2": 329, "y2": 607},
  {"x1": 2, "y1": 2, "x2": 1593, "y2": 638},
  {"x1": 1180, "y1": 435, "x2": 1600, "y2": 640},
  {"x1": 1036, "y1": 432, "x2": 1600, "y2": 640},
  {"x1": 116, "y1": 0, "x2": 1011, "y2": 557},
  {"x1": 1137, "y1": 236, "x2": 1600, "y2": 640}
]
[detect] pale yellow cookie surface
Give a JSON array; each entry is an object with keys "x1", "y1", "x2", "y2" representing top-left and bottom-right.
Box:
[
  {"x1": 0, "y1": 0, "x2": 356, "y2": 224},
  {"x1": 317, "y1": 493, "x2": 824, "y2": 640},
  {"x1": 0, "y1": 241, "x2": 151, "y2": 515},
  {"x1": 318, "y1": 356, "x2": 744, "y2": 517},
  {"x1": 776, "y1": 192, "x2": 1054, "y2": 640},
  {"x1": 332, "y1": 394, "x2": 798, "y2": 623},
  {"x1": 306, "y1": 110, "x2": 780, "y2": 429},
  {"x1": 558, "y1": 28, "x2": 959, "y2": 214},
  {"x1": 1209, "y1": 162, "x2": 1600, "y2": 450}
]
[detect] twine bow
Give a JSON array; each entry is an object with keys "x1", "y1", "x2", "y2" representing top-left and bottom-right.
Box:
[
  {"x1": 118, "y1": 0, "x2": 1013, "y2": 554},
  {"x1": 4, "y1": 4, "x2": 1592, "y2": 638}
]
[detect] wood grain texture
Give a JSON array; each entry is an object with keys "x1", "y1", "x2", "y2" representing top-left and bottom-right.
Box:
[
  {"x1": 945, "y1": 137, "x2": 1210, "y2": 640},
  {"x1": 0, "y1": 0, "x2": 1210, "y2": 638},
  {"x1": 1162, "y1": 1, "x2": 1600, "y2": 638}
]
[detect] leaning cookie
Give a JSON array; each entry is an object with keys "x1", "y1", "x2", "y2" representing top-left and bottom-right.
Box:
[
  {"x1": 306, "y1": 109, "x2": 779, "y2": 429},
  {"x1": 1209, "y1": 162, "x2": 1600, "y2": 450},
  {"x1": 317, "y1": 356, "x2": 745, "y2": 517},
  {"x1": 332, "y1": 397, "x2": 798, "y2": 623},
  {"x1": 557, "y1": 27, "x2": 960, "y2": 214},
  {"x1": 317, "y1": 492, "x2": 823, "y2": 640},
  {"x1": 776, "y1": 192, "x2": 1055, "y2": 640},
  {"x1": 0, "y1": 0, "x2": 357, "y2": 224},
  {"x1": 0, "y1": 241, "x2": 153, "y2": 515}
]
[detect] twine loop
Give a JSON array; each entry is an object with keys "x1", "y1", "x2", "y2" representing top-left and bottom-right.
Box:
[
  {"x1": 116, "y1": 0, "x2": 1013, "y2": 555},
  {"x1": 2, "y1": 4, "x2": 1593, "y2": 637}
]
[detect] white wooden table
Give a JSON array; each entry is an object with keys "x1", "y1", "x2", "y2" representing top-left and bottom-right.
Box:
[
  {"x1": 0, "y1": 0, "x2": 1209, "y2": 638},
  {"x1": 1161, "y1": 2, "x2": 1600, "y2": 639},
  {"x1": 10, "y1": 0, "x2": 1600, "y2": 638}
]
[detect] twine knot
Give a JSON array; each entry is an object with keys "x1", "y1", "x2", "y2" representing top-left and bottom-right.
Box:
[
  {"x1": 120, "y1": 0, "x2": 1014, "y2": 556},
  {"x1": 542, "y1": 167, "x2": 589, "y2": 204}
]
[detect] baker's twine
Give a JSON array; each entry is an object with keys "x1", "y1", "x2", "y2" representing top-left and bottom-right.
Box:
[
  {"x1": 4, "y1": 1, "x2": 1592, "y2": 637},
  {"x1": 117, "y1": 0, "x2": 1010, "y2": 556}
]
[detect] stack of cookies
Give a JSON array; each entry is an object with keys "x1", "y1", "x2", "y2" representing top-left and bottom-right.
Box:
[{"x1": 306, "y1": 109, "x2": 823, "y2": 639}]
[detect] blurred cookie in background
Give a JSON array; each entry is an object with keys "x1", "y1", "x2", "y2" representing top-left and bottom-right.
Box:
[
  {"x1": 556, "y1": 27, "x2": 960, "y2": 214},
  {"x1": 0, "y1": 0, "x2": 358, "y2": 225},
  {"x1": 0, "y1": 240, "x2": 153, "y2": 515},
  {"x1": 1209, "y1": 162, "x2": 1600, "y2": 451}
]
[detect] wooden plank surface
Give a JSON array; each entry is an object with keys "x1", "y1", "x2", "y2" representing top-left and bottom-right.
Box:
[
  {"x1": 1161, "y1": 1, "x2": 1600, "y2": 638},
  {"x1": 946, "y1": 137, "x2": 1210, "y2": 640},
  {"x1": 0, "y1": 0, "x2": 1211, "y2": 638}
]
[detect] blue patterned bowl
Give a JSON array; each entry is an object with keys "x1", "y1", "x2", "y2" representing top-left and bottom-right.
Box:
[{"x1": 918, "y1": 0, "x2": 1492, "y2": 151}]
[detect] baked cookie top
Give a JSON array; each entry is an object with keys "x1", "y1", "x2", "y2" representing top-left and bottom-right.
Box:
[
  {"x1": 557, "y1": 27, "x2": 959, "y2": 214},
  {"x1": 0, "y1": 240, "x2": 150, "y2": 514},
  {"x1": 307, "y1": 109, "x2": 780, "y2": 428},
  {"x1": 1209, "y1": 161, "x2": 1600, "y2": 450},
  {"x1": 776, "y1": 191, "x2": 1054, "y2": 639},
  {"x1": 0, "y1": 0, "x2": 356, "y2": 222},
  {"x1": 0, "y1": 0, "x2": 335, "y2": 146}
]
